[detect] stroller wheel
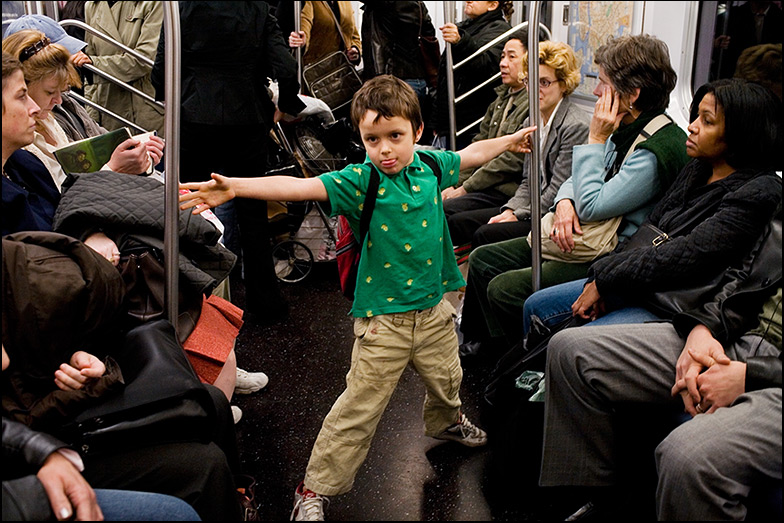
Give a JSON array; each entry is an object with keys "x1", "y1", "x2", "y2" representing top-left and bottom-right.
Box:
[{"x1": 272, "y1": 240, "x2": 314, "y2": 283}]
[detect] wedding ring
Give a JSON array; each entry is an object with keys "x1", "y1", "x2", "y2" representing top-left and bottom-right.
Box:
[{"x1": 695, "y1": 403, "x2": 704, "y2": 413}]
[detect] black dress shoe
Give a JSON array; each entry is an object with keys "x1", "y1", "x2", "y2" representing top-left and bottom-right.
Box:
[{"x1": 459, "y1": 340, "x2": 484, "y2": 359}]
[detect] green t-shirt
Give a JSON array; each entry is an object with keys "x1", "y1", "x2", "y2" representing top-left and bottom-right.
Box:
[{"x1": 319, "y1": 150, "x2": 464, "y2": 317}]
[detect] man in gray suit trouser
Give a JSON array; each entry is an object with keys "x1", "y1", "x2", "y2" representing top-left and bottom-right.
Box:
[{"x1": 538, "y1": 286, "x2": 782, "y2": 520}]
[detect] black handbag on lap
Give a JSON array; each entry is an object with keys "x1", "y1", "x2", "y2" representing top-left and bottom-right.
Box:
[{"x1": 58, "y1": 320, "x2": 214, "y2": 455}]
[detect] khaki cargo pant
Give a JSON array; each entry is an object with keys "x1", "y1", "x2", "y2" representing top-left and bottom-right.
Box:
[{"x1": 303, "y1": 298, "x2": 463, "y2": 496}]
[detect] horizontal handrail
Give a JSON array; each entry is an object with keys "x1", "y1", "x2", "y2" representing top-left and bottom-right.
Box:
[
  {"x1": 67, "y1": 91, "x2": 149, "y2": 134},
  {"x1": 455, "y1": 71, "x2": 501, "y2": 104},
  {"x1": 457, "y1": 116, "x2": 485, "y2": 138},
  {"x1": 80, "y1": 62, "x2": 165, "y2": 109},
  {"x1": 59, "y1": 19, "x2": 154, "y2": 67},
  {"x1": 454, "y1": 21, "x2": 552, "y2": 71}
]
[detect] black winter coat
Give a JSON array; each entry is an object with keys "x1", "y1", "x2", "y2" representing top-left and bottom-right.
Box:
[
  {"x1": 590, "y1": 160, "x2": 782, "y2": 301},
  {"x1": 151, "y1": 1, "x2": 305, "y2": 126},
  {"x1": 360, "y1": 1, "x2": 437, "y2": 82},
  {"x1": 431, "y1": 8, "x2": 510, "y2": 146},
  {"x1": 673, "y1": 218, "x2": 781, "y2": 391}
]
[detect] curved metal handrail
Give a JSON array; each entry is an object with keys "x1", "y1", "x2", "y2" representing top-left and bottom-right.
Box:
[
  {"x1": 443, "y1": 5, "x2": 552, "y2": 146},
  {"x1": 67, "y1": 91, "x2": 148, "y2": 134},
  {"x1": 79, "y1": 63, "x2": 164, "y2": 109},
  {"x1": 59, "y1": 19, "x2": 154, "y2": 67},
  {"x1": 59, "y1": 19, "x2": 165, "y2": 118}
]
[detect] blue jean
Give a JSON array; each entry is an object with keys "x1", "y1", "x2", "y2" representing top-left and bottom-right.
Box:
[
  {"x1": 522, "y1": 278, "x2": 662, "y2": 335},
  {"x1": 95, "y1": 489, "x2": 200, "y2": 520},
  {"x1": 404, "y1": 78, "x2": 427, "y2": 107}
]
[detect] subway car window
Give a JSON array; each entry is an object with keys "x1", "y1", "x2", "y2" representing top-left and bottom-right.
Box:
[{"x1": 695, "y1": 1, "x2": 783, "y2": 97}]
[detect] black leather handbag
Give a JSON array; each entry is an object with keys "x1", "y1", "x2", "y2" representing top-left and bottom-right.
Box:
[
  {"x1": 58, "y1": 320, "x2": 215, "y2": 455},
  {"x1": 484, "y1": 315, "x2": 586, "y2": 408}
]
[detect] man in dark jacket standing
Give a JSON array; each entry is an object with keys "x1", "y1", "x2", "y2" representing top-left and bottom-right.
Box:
[
  {"x1": 432, "y1": 1, "x2": 512, "y2": 149},
  {"x1": 360, "y1": 1, "x2": 439, "y2": 131},
  {"x1": 152, "y1": 1, "x2": 305, "y2": 323}
]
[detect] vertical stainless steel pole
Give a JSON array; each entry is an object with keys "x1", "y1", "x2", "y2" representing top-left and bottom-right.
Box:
[
  {"x1": 528, "y1": 1, "x2": 542, "y2": 292},
  {"x1": 294, "y1": 1, "x2": 302, "y2": 93},
  {"x1": 163, "y1": 2, "x2": 181, "y2": 334},
  {"x1": 444, "y1": 1, "x2": 457, "y2": 151}
]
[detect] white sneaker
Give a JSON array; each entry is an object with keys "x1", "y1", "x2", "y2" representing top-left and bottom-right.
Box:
[
  {"x1": 433, "y1": 412, "x2": 488, "y2": 447},
  {"x1": 291, "y1": 482, "x2": 328, "y2": 521},
  {"x1": 235, "y1": 368, "x2": 269, "y2": 394},
  {"x1": 231, "y1": 406, "x2": 243, "y2": 424}
]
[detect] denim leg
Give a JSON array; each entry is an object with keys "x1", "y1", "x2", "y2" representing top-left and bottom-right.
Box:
[
  {"x1": 404, "y1": 78, "x2": 427, "y2": 113},
  {"x1": 95, "y1": 489, "x2": 201, "y2": 521},
  {"x1": 522, "y1": 278, "x2": 587, "y2": 336},
  {"x1": 214, "y1": 200, "x2": 241, "y2": 259},
  {"x1": 588, "y1": 307, "x2": 662, "y2": 327}
]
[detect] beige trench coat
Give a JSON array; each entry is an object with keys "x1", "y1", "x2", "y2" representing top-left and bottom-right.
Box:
[{"x1": 84, "y1": 1, "x2": 165, "y2": 135}]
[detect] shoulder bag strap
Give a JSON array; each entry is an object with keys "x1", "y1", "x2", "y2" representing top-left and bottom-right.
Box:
[
  {"x1": 620, "y1": 113, "x2": 673, "y2": 167},
  {"x1": 323, "y1": 1, "x2": 349, "y2": 52},
  {"x1": 418, "y1": 151, "x2": 442, "y2": 185},
  {"x1": 358, "y1": 166, "x2": 381, "y2": 247}
]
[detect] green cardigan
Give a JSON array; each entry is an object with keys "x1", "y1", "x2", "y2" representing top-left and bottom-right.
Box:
[{"x1": 458, "y1": 84, "x2": 530, "y2": 197}]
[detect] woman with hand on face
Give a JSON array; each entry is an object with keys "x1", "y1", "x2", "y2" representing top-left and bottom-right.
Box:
[
  {"x1": 458, "y1": 34, "x2": 690, "y2": 361},
  {"x1": 2, "y1": 27, "x2": 165, "y2": 191},
  {"x1": 445, "y1": 38, "x2": 589, "y2": 254},
  {"x1": 524, "y1": 77, "x2": 782, "y2": 335}
]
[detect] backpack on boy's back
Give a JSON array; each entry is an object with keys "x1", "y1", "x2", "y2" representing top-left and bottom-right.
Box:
[{"x1": 335, "y1": 151, "x2": 442, "y2": 300}]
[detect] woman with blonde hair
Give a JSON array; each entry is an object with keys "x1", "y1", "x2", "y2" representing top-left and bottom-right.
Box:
[
  {"x1": 460, "y1": 35, "x2": 690, "y2": 362},
  {"x1": 2, "y1": 27, "x2": 163, "y2": 191},
  {"x1": 457, "y1": 39, "x2": 591, "y2": 359}
]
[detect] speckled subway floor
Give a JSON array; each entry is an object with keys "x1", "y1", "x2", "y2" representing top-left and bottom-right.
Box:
[{"x1": 229, "y1": 262, "x2": 582, "y2": 521}]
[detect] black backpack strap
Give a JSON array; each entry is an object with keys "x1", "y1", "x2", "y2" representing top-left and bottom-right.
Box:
[
  {"x1": 358, "y1": 165, "x2": 381, "y2": 247},
  {"x1": 418, "y1": 150, "x2": 442, "y2": 185}
]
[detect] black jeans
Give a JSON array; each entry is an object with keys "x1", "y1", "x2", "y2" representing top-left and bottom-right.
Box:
[{"x1": 180, "y1": 121, "x2": 286, "y2": 317}]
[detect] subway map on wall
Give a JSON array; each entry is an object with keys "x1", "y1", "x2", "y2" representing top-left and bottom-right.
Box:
[{"x1": 567, "y1": 1, "x2": 634, "y2": 98}]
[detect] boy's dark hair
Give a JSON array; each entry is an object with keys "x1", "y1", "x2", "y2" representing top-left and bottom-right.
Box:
[
  {"x1": 595, "y1": 34, "x2": 676, "y2": 114},
  {"x1": 690, "y1": 78, "x2": 782, "y2": 171},
  {"x1": 350, "y1": 75, "x2": 423, "y2": 134}
]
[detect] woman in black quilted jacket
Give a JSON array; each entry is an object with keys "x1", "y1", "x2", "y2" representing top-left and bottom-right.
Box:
[{"x1": 522, "y1": 78, "x2": 782, "y2": 333}]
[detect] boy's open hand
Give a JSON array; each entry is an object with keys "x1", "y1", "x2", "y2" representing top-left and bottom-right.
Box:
[
  {"x1": 506, "y1": 125, "x2": 537, "y2": 153},
  {"x1": 179, "y1": 173, "x2": 235, "y2": 214}
]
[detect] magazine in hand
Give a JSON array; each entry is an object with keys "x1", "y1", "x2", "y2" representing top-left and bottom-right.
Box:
[{"x1": 53, "y1": 128, "x2": 156, "y2": 175}]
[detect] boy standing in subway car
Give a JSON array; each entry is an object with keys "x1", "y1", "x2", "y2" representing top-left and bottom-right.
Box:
[{"x1": 180, "y1": 75, "x2": 534, "y2": 521}]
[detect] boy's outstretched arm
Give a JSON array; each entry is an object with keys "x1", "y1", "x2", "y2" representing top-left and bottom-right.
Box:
[
  {"x1": 457, "y1": 125, "x2": 537, "y2": 171},
  {"x1": 180, "y1": 173, "x2": 329, "y2": 214}
]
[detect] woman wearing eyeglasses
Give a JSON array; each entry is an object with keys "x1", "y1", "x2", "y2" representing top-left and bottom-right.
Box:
[{"x1": 459, "y1": 34, "x2": 690, "y2": 363}]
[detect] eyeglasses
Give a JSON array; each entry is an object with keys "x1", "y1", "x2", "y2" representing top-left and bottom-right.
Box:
[{"x1": 523, "y1": 77, "x2": 559, "y2": 89}]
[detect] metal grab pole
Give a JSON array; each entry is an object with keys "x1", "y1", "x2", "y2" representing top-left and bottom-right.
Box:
[
  {"x1": 444, "y1": 1, "x2": 457, "y2": 151},
  {"x1": 528, "y1": 1, "x2": 543, "y2": 292},
  {"x1": 294, "y1": 1, "x2": 302, "y2": 93},
  {"x1": 162, "y1": 2, "x2": 181, "y2": 334}
]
